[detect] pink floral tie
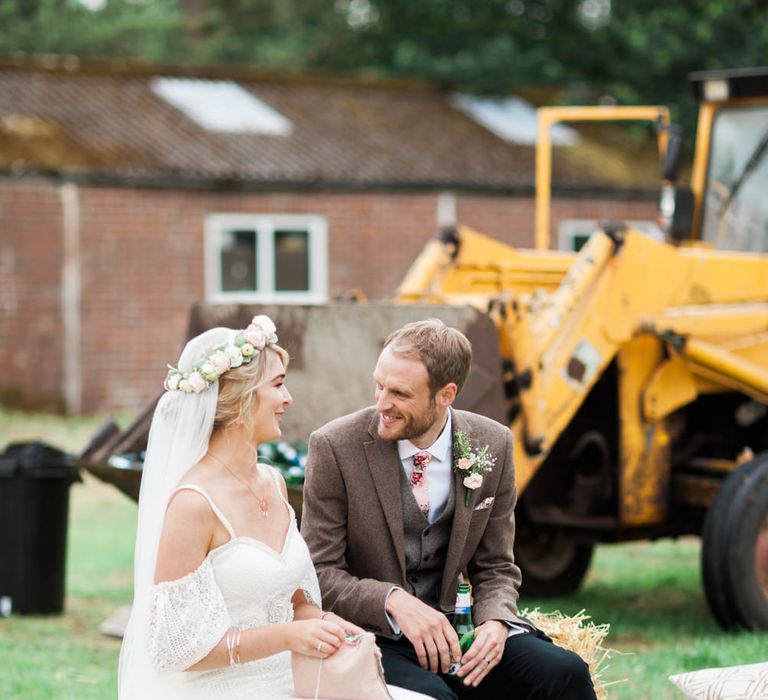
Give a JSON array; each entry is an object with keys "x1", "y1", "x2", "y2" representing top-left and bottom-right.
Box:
[{"x1": 411, "y1": 451, "x2": 431, "y2": 516}]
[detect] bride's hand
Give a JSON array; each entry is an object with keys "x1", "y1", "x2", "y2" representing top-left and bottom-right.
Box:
[
  {"x1": 287, "y1": 619, "x2": 346, "y2": 658},
  {"x1": 322, "y1": 612, "x2": 366, "y2": 638}
]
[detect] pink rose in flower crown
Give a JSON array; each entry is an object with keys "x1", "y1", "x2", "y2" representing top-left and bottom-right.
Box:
[
  {"x1": 188, "y1": 371, "x2": 208, "y2": 393},
  {"x1": 463, "y1": 473, "x2": 483, "y2": 490},
  {"x1": 251, "y1": 315, "x2": 277, "y2": 337},
  {"x1": 209, "y1": 350, "x2": 231, "y2": 375},
  {"x1": 245, "y1": 328, "x2": 267, "y2": 349},
  {"x1": 225, "y1": 344, "x2": 243, "y2": 368}
]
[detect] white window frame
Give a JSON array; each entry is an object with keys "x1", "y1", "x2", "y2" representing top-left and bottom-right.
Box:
[{"x1": 204, "y1": 213, "x2": 328, "y2": 304}]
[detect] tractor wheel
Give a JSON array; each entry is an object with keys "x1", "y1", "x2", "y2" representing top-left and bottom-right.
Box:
[
  {"x1": 726, "y1": 455, "x2": 768, "y2": 630},
  {"x1": 515, "y1": 524, "x2": 594, "y2": 598},
  {"x1": 701, "y1": 455, "x2": 764, "y2": 630}
]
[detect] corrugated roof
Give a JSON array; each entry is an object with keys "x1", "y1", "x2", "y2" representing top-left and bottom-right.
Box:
[{"x1": 0, "y1": 55, "x2": 662, "y2": 192}]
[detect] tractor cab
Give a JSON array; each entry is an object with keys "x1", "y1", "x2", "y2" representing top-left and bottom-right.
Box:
[{"x1": 686, "y1": 67, "x2": 768, "y2": 252}]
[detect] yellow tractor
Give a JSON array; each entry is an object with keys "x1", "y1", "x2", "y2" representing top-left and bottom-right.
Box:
[
  {"x1": 82, "y1": 67, "x2": 768, "y2": 631},
  {"x1": 394, "y1": 66, "x2": 768, "y2": 631}
]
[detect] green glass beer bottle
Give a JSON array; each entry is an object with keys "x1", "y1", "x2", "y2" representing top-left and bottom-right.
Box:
[{"x1": 449, "y1": 582, "x2": 475, "y2": 675}]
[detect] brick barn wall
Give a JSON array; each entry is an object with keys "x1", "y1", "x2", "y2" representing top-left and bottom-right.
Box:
[
  {"x1": 457, "y1": 193, "x2": 658, "y2": 248},
  {"x1": 76, "y1": 188, "x2": 448, "y2": 411},
  {"x1": 0, "y1": 181, "x2": 657, "y2": 413},
  {"x1": 0, "y1": 178, "x2": 65, "y2": 410}
]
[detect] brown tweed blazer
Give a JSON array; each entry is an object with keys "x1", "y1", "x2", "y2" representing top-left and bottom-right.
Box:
[{"x1": 300, "y1": 406, "x2": 524, "y2": 636}]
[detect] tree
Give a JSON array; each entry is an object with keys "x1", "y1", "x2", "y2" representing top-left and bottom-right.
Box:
[
  {"x1": 1, "y1": 0, "x2": 766, "y2": 139},
  {"x1": 0, "y1": 0, "x2": 185, "y2": 61}
]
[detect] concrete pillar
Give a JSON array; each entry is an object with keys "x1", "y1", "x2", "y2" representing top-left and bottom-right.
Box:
[{"x1": 60, "y1": 182, "x2": 81, "y2": 415}]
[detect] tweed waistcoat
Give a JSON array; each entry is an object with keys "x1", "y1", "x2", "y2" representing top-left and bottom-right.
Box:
[{"x1": 399, "y1": 466, "x2": 455, "y2": 609}]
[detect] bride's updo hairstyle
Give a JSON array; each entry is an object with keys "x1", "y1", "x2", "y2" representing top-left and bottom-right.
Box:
[{"x1": 213, "y1": 342, "x2": 289, "y2": 433}]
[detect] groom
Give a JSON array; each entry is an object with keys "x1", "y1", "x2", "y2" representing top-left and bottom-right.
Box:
[{"x1": 301, "y1": 319, "x2": 595, "y2": 699}]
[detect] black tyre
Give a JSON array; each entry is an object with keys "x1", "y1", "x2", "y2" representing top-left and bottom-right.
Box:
[
  {"x1": 725, "y1": 455, "x2": 768, "y2": 630},
  {"x1": 515, "y1": 524, "x2": 594, "y2": 598},
  {"x1": 701, "y1": 456, "x2": 764, "y2": 630}
]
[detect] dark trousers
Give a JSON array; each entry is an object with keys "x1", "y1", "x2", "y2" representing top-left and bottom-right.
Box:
[{"x1": 378, "y1": 630, "x2": 597, "y2": 700}]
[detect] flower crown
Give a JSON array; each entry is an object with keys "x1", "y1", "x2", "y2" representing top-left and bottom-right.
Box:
[{"x1": 164, "y1": 315, "x2": 279, "y2": 393}]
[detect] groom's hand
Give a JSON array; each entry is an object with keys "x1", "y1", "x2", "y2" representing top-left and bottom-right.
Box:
[
  {"x1": 457, "y1": 619, "x2": 507, "y2": 687},
  {"x1": 386, "y1": 589, "x2": 461, "y2": 674}
]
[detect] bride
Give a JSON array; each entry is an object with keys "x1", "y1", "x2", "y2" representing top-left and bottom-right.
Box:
[{"x1": 118, "y1": 316, "x2": 426, "y2": 700}]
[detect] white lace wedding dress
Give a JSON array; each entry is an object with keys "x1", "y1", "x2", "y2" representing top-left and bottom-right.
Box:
[{"x1": 147, "y1": 473, "x2": 426, "y2": 700}]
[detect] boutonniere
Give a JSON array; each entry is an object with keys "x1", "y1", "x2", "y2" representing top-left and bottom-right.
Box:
[{"x1": 453, "y1": 430, "x2": 496, "y2": 506}]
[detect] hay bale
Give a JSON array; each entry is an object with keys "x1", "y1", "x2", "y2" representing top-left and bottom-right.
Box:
[{"x1": 520, "y1": 608, "x2": 622, "y2": 699}]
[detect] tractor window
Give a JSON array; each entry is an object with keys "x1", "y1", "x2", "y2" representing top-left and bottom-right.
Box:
[{"x1": 701, "y1": 105, "x2": 768, "y2": 252}]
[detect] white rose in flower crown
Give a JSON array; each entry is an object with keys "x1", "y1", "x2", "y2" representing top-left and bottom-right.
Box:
[
  {"x1": 463, "y1": 473, "x2": 483, "y2": 490},
  {"x1": 245, "y1": 328, "x2": 267, "y2": 349},
  {"x1": 225, "y1": 345, "x2": 243, "y2": 368},
  {"x1": 251, "y1": 315, "x2": 276, "y2": 336},
  {"x1": 178, "y1": 378, "x2": 192, "y2": 393},
  {"x1": 240, "y1": 342, "x2": 255, "y2": 358},
  {"x1": 209, "y1": 350, "x2": 231, "y2": 375},
  {"x1": 188, "y1": 371, "x2": 208, "y2": 393},
  {"x1": 200, "y1": 362, "x2": 218, "y2": 382},
  {"x1": 165, "y1": 373, "x2": 181, "y2": 391}
]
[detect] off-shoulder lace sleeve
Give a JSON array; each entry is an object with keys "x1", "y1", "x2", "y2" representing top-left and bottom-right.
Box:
[
  {"x1": 299, "y1": 565, "x2": 322, "y2": 607},
  {"x1": 147, "y1": 558, "x2": 231, "y2": 672}
]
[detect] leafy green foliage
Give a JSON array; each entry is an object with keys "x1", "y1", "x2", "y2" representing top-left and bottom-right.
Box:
[
  {"x1": 0, "y1": 0, "x2": 185, "y2": 60},
  {"x1": 1, "y1": 1, "x2": 766, "y2": 139}
]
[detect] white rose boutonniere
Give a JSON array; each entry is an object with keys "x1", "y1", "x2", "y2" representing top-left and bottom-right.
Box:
[{"x1": 453, "y1": 430, "x2": 496, "y2": 506}]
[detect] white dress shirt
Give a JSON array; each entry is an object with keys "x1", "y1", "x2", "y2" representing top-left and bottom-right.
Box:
[{"x1": 397, "y1": 411, "x2": 453, "y2": 524}]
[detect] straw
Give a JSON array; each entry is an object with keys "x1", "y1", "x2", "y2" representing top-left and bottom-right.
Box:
[{"x1": 520, "y1": 608, "x2": 625, "y2": 699}]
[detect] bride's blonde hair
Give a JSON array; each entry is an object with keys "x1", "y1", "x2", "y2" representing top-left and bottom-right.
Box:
[{"x1": 213, "y1": 343, "x2": 289, "y2": 433}]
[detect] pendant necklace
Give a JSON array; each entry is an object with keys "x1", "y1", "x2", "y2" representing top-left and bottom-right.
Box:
[{"x1": 208, "y1": 451, "x2": 269, "y2": 518}]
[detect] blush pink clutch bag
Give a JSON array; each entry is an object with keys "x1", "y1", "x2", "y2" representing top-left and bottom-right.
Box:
[{"x1": 292, "y1": 632, "x2": 393, "y2": 700}]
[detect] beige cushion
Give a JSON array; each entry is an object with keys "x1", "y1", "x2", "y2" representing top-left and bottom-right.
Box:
[{"x1": 669, "y1": 662, "x2": 768, "y2": 699}]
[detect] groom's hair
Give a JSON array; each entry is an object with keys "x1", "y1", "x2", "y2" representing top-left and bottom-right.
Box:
[{"x1": 383, "y1": 318, "x2": 472, "y2": 396}]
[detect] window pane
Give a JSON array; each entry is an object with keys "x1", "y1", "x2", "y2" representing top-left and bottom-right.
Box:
[
  {"x1": 274, "y1": 229, "x2": 309, "y2": 291},
  {"x1": 701, "y1": 105, "x2": 768, "y2": 251},
  {"x1": 220, "y1": 229, "x2": 257, "y2": 292}
]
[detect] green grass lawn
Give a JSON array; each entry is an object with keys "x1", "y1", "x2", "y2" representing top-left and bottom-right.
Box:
[
  {"x1": 1, "y1": 408, "x2": 766, "y2": 699},
  {"x1": 522, "y1": 540, "x2": 768, "y2": 698},
  {"x1": 0, "y1": 409, "x2": 135, "y2": 700}
]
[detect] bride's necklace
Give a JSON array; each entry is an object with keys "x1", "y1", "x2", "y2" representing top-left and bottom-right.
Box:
[{"x1": 208, "y1": 451, "x2": 269, "y2": 518}]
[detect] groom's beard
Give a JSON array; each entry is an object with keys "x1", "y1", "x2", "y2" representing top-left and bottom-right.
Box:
[{"x1": 378, "y1": 399, "x2": 438, "y2": 443}]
